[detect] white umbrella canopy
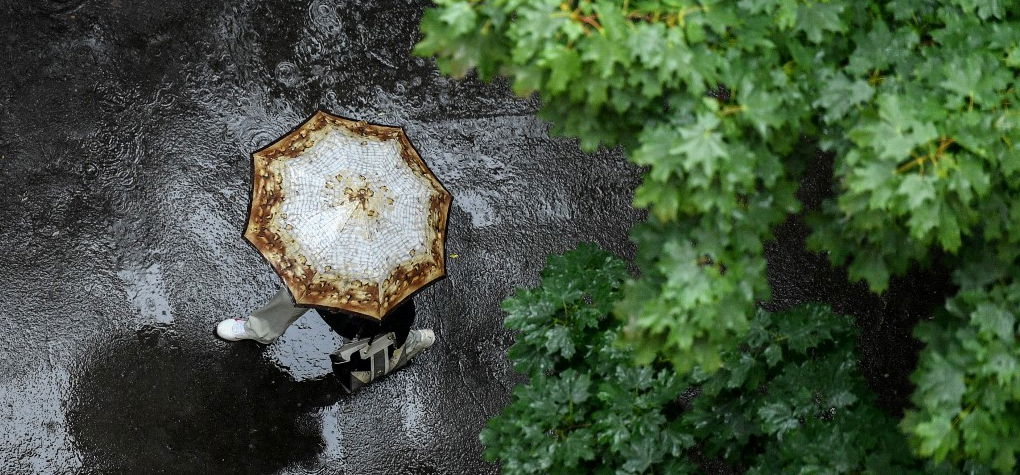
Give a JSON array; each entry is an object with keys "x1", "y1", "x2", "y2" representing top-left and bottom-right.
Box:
[{"x1": 244, "y1": 111, "x2": 451, "y2": 320}]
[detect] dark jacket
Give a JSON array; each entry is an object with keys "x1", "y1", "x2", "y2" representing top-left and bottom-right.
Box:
[{"x1": 316, "y1": 300, "x2": 416, "y2": 346}]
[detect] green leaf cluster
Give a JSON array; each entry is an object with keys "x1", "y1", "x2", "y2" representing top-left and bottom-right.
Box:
[
  {"x1": 483, "y1": 246, "x2": 930, "y2": 473},
  {"x1": 904, "y1": 269, "x2": 1020, "y2": 472},
  {"x1": 686, "y1": 305, "x2": 924, "y2": 473},
  {"x1": 482, "y1": 244, "x2": 691, "y2": 473},
  {"x1": 418, "y1": 0, "x2": 1020, "y2": 469}
]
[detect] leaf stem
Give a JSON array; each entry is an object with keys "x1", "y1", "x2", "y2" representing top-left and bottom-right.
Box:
[
  {"x1": 895, "y1": 136, "x2": 955, "y2": 174},
  {"x1": 951, "y1": 401, "x2": 977, "y2": 428},
  {"x1": 719, "y1": 104, "x2": 745, "y2": 116},
  {"x1": 676, "y1": 5, "x2": 704, "y2": 28}
]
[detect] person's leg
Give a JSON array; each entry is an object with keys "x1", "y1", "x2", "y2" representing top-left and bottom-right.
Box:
[{"x1": 245, "y1": 287, "x2": 309, "y2": 343}]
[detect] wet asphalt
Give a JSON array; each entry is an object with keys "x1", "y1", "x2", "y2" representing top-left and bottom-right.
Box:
[
  {"x1": 0, "y1": 0, "x2": 946, "y2": 473},
  {"x1": 0, "y1": 0, "x2": 643, "y2": 472}
]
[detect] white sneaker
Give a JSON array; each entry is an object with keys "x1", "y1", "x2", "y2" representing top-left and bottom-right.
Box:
[
  {"x1": 390, "y1": 329, "x2": 436, "y2": 370},
  {"x1": 215, "y1": 318, "x2": 262, "y2": 342}
]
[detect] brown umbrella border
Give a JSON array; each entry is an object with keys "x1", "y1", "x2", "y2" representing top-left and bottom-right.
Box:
[{"x1": 242, "y1": 110, "x2": 452, "y2": 320}]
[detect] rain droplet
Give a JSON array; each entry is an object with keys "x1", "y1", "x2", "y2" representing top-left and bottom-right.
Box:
[
  {"x1": 275, "y1": 61, "x2": 301, "y2": 87},
  {"x1": 307, "y1": 0, "x2": 342, "y2": 36}
]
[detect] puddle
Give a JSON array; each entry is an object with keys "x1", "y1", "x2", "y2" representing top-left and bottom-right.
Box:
[{"x1": 116, "y1": 262, "x2": 173, "y2": 324}]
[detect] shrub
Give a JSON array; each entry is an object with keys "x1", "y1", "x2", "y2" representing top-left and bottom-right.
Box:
[
  {"x1": 418, "y1": 0, "x2": 1020, "y2": 469},
  {"x1": 483, "y1": 245, "x2": 929, "y2": 473}
]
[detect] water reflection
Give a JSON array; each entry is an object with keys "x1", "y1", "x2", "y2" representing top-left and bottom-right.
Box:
[{"x1": 66, "y1": 325, "x2": 342, "y2": 473}]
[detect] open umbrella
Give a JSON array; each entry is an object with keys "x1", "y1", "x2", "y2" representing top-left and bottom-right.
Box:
[{"x1": 244, "y1": 111, "x2": 451, "y2": 320}]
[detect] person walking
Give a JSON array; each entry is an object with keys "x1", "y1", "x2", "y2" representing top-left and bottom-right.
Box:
[
  {"x1": 216, "y1": 287, "x2": 435, "y2": 393},
  {"x1": 229, "y1": 111, "x2": 452, "y2": 394}
]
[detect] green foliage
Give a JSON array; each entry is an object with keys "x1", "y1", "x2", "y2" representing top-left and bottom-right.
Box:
[
  {"x1": 483, "y1": 246, "x2": 929, "y2": 473},
  {"x1": 686, "y1": 305, "x2": 923, "y2": 473},
  {"x1": 418, "y1": 0, "x2": 1020, "y2": 469},
  {"x1": 482, "y1": 245, "x2": 692, "y2": 473},
  {"x1": 500, "y1": 242, "x2": 629, "y2": 377},
  {"x1": 903, "y1": 268, "x2": 1020, "y2": 472}
]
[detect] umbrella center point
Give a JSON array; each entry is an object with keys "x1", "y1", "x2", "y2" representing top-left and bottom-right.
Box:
[
  {"x1": 328, "y1": 174, "x2": 392, "y2": 223},
  {"x1": 345, "y1": 185, "x2": 375, "y2": 214}
]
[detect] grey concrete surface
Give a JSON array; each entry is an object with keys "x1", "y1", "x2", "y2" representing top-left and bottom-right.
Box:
[{"x1": 0, "y1": 0, "x2": 643, "y2": 472}]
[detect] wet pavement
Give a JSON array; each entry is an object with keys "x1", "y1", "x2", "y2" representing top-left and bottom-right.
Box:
[
  {"x1": 0, "y1": 0, "x2": 642, "y2": 472},
  {"x1": 0, "y1": 0, "x2": 945, "y2": 473}
]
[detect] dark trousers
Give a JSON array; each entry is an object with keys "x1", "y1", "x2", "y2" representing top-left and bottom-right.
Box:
[{"x1": 316, "y1": 300, "x2": 415, "y2": 347}]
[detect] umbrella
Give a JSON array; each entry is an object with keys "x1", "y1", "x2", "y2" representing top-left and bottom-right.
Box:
[{"x1": 244, "y1": 111, "x2": 451, "y2": 320}]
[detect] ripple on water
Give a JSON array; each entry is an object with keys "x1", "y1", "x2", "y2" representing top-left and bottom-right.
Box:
[
  {"x1": 275, "y1": 61, "x2": 301, "y2": 87},
  {"x1": 294, "y1": 34, "x2": 325, "y2": 62},
  {"x1": 307, "y1": 0, "x2": 342, "y2": 37}
]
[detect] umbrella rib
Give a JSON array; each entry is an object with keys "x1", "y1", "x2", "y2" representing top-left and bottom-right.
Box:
[
  {"x1": 333, "y1": 205, "x2": 359, "y2": 237},
  {"x1": 314, "y1": 205, "x2": 357, "y2": 274},
  {"x1": 297, "y1": 202, "x2": 357, "y2": 236},
  {"x1": 285, "y1": 202, "x2": 359, "y2": 277}
]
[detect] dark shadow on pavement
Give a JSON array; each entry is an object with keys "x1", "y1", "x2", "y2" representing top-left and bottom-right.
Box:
[{"x1": 65, "y1": 324, "x2": 343, "y2": 474}]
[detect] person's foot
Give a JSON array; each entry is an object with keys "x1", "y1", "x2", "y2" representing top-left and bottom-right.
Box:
[
  {"x1": 215, "y1": 318, "x2": 264, "y2": 343},
  {"x1": 390, "y1": 329, "x2": 436, "y2": 370}
]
